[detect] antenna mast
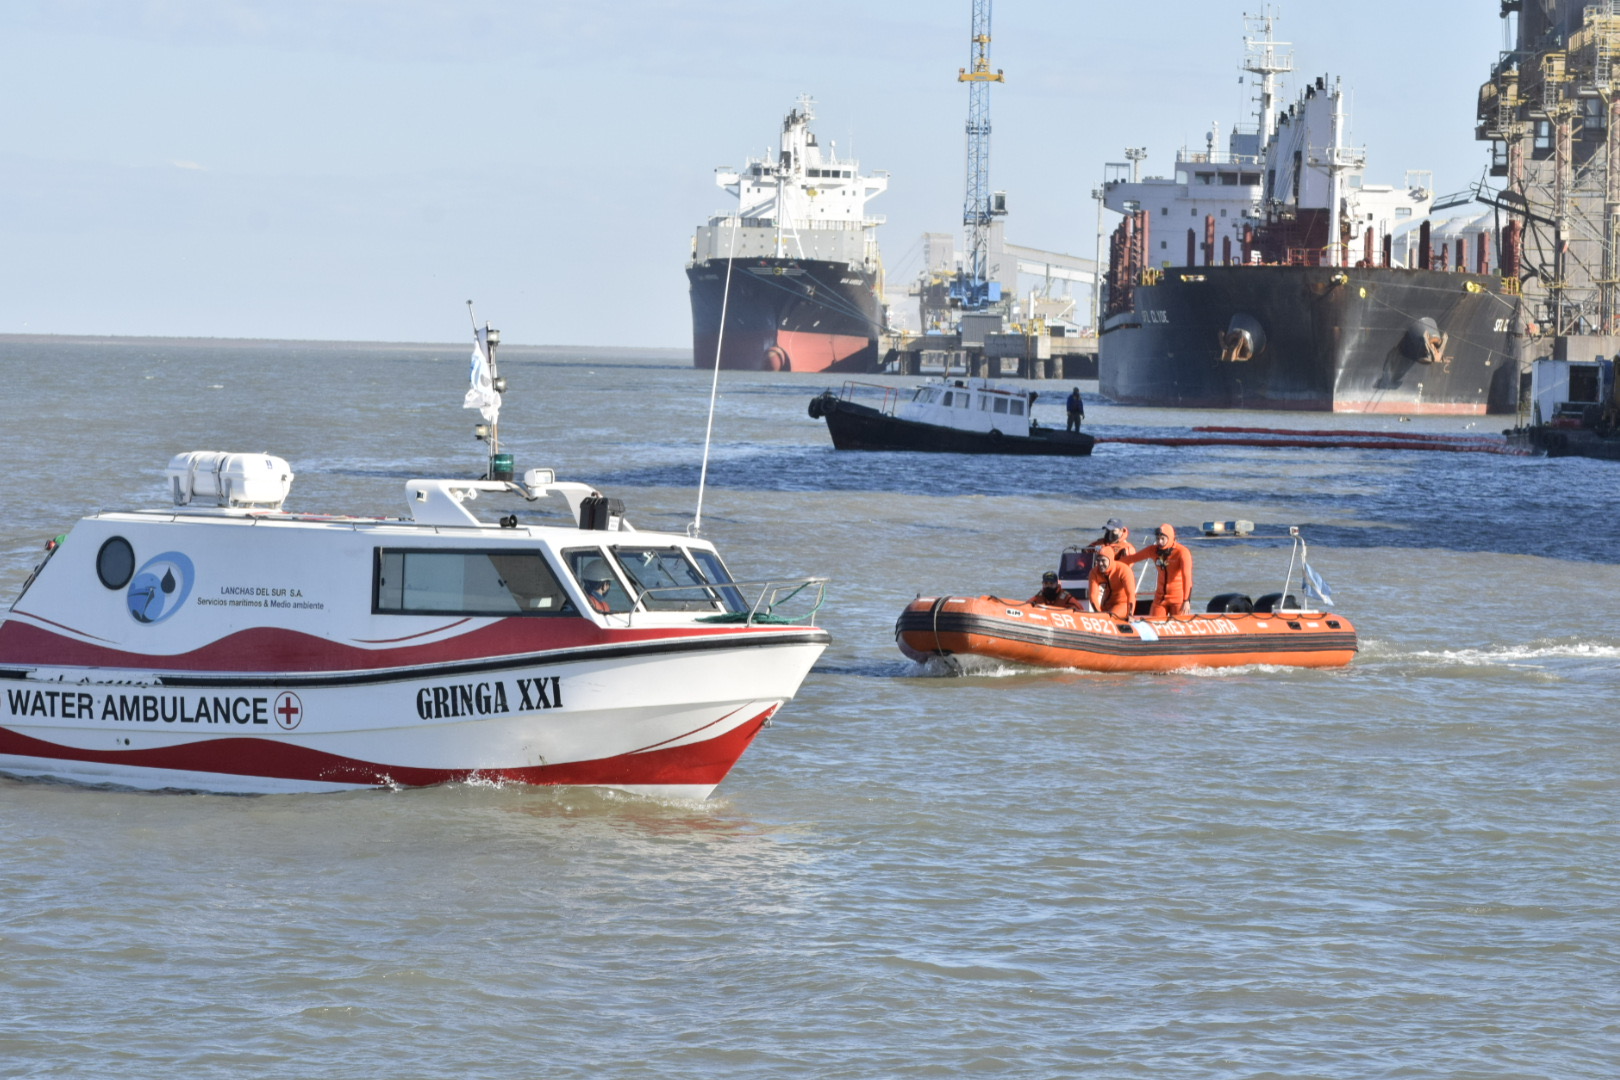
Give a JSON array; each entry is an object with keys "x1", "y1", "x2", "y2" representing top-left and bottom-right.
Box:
[{"x1": 1242, "y1": 6, "x2": 1293, "y2": 142}]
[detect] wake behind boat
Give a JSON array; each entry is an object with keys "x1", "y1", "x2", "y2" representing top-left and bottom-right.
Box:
[{"x1": 809, "y1": 378, "x2": 1095, "y2": 455}]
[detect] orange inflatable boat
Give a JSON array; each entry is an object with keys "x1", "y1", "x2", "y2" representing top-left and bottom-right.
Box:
[
  {"x1": 895, "y1": 526, "x2": 1357, "y2": 672},
  {"x1": 895, "y1": 596, "x2": 1356, "y2": 672}
]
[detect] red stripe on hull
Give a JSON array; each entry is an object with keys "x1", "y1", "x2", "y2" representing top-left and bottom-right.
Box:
[
  {"x1": 1332, "y1": 399, "x2": 1487, "y2": 416},
  {"x1": 0, "y1": 706, "x2": 775, "y2": 791},
  {"x1": 773, "y1": 330, "x2": 873, "y2": 373},
  {"x1": 0, "y1": 617, "x2": 758, "y2": 674}
]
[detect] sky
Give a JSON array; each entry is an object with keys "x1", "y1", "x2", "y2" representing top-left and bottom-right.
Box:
[{"x1": 0, "y1": 1, "x2": 1511, "y2": 347}]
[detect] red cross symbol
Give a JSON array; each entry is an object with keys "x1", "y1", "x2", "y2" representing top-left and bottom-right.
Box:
[{"x1": 274, "y1": 691, "x2": 304, "y2": 730}]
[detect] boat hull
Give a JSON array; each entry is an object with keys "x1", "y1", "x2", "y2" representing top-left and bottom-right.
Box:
[
  {"x1": 1100, "y1": 265, "x2": 1519, "y2": 414},
  {"x1": 813, "y1": 395, "x2": 1096, "y2": 455},
  {"x1": 896, "y1": 596, "x2": 1356, "y2": 671},
  {"x1": 1506, "y1": 425, "x2": 1620, "y2": 460},
  {"x1": 688, "y1": 258, "x2": 882, "y2": 372},
  {"x1": 0, "y1": 625, "x2": 827, "y2": 797}
]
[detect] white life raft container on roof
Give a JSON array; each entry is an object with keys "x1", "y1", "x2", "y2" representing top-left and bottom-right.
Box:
[{"x1": 165, "y1": 451, "x2": 294, "y2": 510}]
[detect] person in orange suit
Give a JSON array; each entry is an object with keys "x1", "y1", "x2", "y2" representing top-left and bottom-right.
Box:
[
  {"x1": 1084, "y1": 516, "x2": 1136, "y2": 562},
  {"x1": 1087, "y1": 549, "x2": 1137, "y2": 619},
  {"x1": 1120, "y1": 523, "x2": 1194, "y2": 617},
  {"x1": 1028, "y1": 570, "x2": 1084, "y2": 610}
]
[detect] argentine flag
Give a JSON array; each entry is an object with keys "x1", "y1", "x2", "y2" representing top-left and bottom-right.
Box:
[
  {"x1": 463, "y1": 329, "x2": 501, "y2": 424},
  {"x1": 1303, "y1": 562, "x2": 1334, "y2": 607}
]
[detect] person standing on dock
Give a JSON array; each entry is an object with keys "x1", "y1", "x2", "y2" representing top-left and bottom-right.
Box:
[
  {"x1": 1087, "y1": 550, "x2": 1136, "y2": 619},
  {"x1": 1121, "y1": 523, "x2": 1194, "y2": 617},
  {"x1": 1066, "y1": 387, "x2": 1085, "y2": 432}
]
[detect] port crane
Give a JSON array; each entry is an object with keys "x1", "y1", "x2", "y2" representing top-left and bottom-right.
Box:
[{"x1": 951, "y1": 0, "x2": 1007, "y2": 310}]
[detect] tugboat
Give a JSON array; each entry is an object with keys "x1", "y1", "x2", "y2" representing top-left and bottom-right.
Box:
[
  {"x1": 808, "y1": 378, "x2": 1095, "y2": 455},
  {"x1": 896, "y1": 526, "x2": 1354, "y2": 672},
  {"x1": 1507, "y1": 355, "x2": 1620, "y2": 461},
  {"x1": 0, "y1": 322, "x2": 829, "y2": 797}
]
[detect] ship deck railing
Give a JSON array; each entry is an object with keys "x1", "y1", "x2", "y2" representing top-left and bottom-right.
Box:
[
  {"x1": 837, "y1": 380, "x2": 905, "y2": 416},
  {"x1": 631, "y1": 577, "x2": 829, "y2": 626}
]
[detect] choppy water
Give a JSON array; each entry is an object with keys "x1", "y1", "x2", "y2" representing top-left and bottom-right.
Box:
[{"x1": 1, "y1": 338, "x2": 1616, "y2": 1078}]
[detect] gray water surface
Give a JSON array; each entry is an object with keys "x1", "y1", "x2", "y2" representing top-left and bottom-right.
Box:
[{"x1": 1, "y1": 339, "x2": 1616, "y2": 1078}]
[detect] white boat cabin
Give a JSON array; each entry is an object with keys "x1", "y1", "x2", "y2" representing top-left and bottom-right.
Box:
[{"x1": 894, "y1": 378, "x2": 1035, "y2": 436}]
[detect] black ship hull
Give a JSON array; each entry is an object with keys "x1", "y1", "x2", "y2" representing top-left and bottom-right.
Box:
[
  {"x1": 688, "y1": 258, "x2": 882, "y2": 373},
  {"x1": 1507, "y1": 426, "x2": 1620, "y2": 460},
  {"x1": 1100, "y1": 266, "x2": 1519, "y2": 414},
  {"x1": 809, "y1": 394, "x2": 1095, "y2": 456}
]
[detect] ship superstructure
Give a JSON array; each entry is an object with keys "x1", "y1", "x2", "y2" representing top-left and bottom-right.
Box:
[
  {"x1": 688, "y1": 97, "x2": 889, "y2": 372},
  {"x1": 1099, "y1": 10, "x2": 1519, "y2": 414}
]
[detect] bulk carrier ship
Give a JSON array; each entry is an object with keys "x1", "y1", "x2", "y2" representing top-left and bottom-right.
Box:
[
  {"x1": 1099, "y1": 11, "x2": 1520, "y2": 414},
  {"x1": 688, "y1": 97, "x2": 889, "y2": 372}
]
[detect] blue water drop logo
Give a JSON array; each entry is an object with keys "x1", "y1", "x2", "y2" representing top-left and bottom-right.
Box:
[{"x1": 127, "y1": 552, "x2": 194, "y2": 624}]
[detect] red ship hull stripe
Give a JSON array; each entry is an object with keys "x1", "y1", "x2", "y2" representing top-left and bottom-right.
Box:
[{"x1": 0, "y1": 706, "x2": 776, "y2": 789}]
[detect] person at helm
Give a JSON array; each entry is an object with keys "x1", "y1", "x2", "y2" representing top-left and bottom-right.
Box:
[
  {"x1": 1120, "y1": 523, "x2": 1194, "y2": 617},
  {"x1": 1028, "y1": 570, "x2": 1084, "y2": 610},
  {"x1": 1085, "y1": 517, "x2": 1136, "y2": 561},
  {"x1": 1087, "y1": 549, "x2": 1137, "y2": 619}
]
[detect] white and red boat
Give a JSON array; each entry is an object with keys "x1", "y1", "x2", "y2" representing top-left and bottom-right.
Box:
[{"x1": 0, "y1": 453, "x2": 828, "y2": 797}]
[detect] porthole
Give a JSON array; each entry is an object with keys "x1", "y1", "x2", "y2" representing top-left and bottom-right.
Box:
[{"x1": 97, "y1": 537, "x2": 135, "y2": 590}]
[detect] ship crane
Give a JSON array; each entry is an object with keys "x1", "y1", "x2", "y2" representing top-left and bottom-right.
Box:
[{"x1": 951, "y1": 0, "x2": 1007, "y2": 310}]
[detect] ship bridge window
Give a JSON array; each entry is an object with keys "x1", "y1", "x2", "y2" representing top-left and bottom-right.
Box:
[
  {"x1": 374, "y1": 549, "x2": 573, "y2": 616},
  {"x1": 611, "y1": 545, "x2": 732, "y2": 612},
  {"x1": 1196, "y1": 172, "x2": 1215, "y2": 184},
  {"x1": 1240, "y1": 172, "x2": 1259, "y2": 185}
]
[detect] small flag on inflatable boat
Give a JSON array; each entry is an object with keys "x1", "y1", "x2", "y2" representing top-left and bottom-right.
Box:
[
  {"x1": 1303, "y1": 562, "x2": 1334, "y2": 607},
  {"x1": 463, "y1": 328, "x2": 500, "y2": 424}
]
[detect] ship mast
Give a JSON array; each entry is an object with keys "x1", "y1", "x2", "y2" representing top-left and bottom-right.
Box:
[{"x1": 1242, "y1": 7, "x2": 1292, "y2": 146}]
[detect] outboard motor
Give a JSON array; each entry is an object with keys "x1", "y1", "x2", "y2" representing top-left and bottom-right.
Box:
[{"x1": 1219, "y1": 314, "x2": 1266, "y2": 362}]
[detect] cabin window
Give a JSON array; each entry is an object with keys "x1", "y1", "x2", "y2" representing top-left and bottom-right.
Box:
[
  {"x1": 942, "y1": 391, "x2": 954, "y2": 406},
  {"x1": 955, "y1": 394, "x2": 970, "y2": 409},
  {"x1": 562, "y1": 547, "x2": 636, "y2": 613},
  {"x1": 374, "y1": 549, "x2": 574, "y2": 616},
  {"x1": 611, "y1": 546, "x2": 726, "y2": 612},
  {"x1": 688, "y1": 549, "x2": 747, "y2": 612},
  {"x1": 1010, "y1": 400, "x2": 1024, "y2": 416},
  {"x1": 993, "y1": 398, "x2": 1009, "y2": 414},
  {"x1": 1569, "y1": 365, "x2": 1601, "y2": 403}
]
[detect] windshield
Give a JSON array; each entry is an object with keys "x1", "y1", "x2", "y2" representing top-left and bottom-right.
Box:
[
  {"x1": 688, "y1": 548, "x2": 747, "y2": 613},
  {"x1": 562, "y1": 547, "x2": 636, "y2": 614},
  {"x1": 611, "y1": 546, "x2": 728, "y2": 612}
]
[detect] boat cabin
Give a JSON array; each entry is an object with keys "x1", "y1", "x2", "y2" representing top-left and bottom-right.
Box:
[{"x1": 894, "y1": 378, "x2": 1035, "y2": 437}]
